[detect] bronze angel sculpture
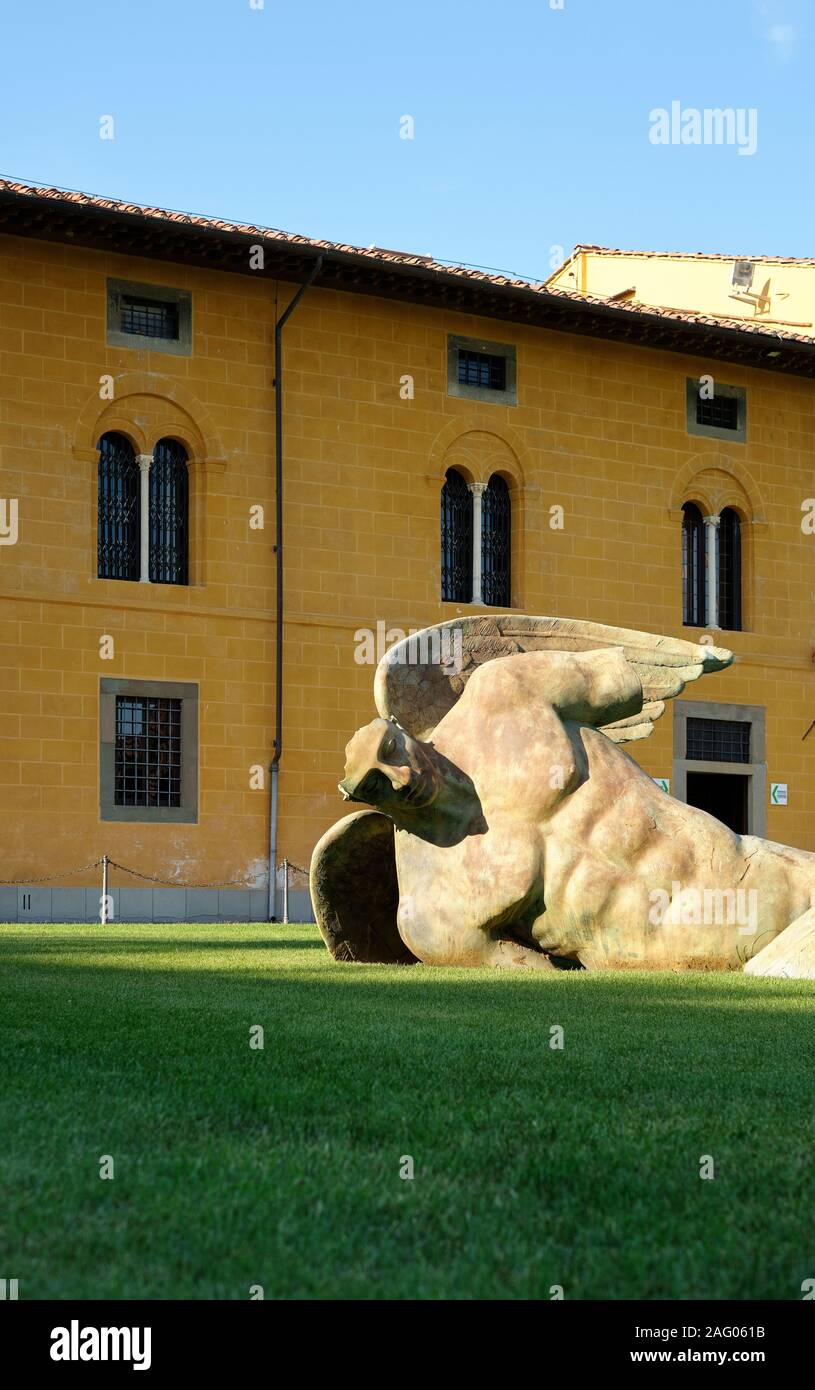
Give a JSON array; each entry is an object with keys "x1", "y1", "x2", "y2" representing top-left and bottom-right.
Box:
[{"x1": 309, "y1": 616, "x2": 815, "y2": 977}]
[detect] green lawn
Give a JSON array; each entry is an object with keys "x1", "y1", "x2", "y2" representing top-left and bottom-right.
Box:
[{"x1": 1, "y1": 922, "x2": 814, "y2": 1300}]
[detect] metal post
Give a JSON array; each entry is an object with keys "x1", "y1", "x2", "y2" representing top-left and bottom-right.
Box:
[
  {"x1": 268, "y1": 761, "x2": 279, "y2": 921},
  {"x1": 101, "y1": 854, "x2": 109, "y2": 924},
  {"x1": 269, "y1": 256, "x2": 323, "y2": 921},
  {"x1": 282, "y1": 858, "x2": 289, "y2": 925}
]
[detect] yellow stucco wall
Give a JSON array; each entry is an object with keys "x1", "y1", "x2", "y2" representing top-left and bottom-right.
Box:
[{"x1": 1, "y1": 230, "x2": 815, "y2": 900}]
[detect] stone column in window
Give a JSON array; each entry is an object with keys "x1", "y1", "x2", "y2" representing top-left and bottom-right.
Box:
[
  {"x1": 469, "y1": 482, "x2": 486, "y2": 605},
  {"x1": 137, "y1": 454, "x2": 152, "y2": 583},
  {"x1": 703, "y1": 513, "x2": 720, "y2": 628}
]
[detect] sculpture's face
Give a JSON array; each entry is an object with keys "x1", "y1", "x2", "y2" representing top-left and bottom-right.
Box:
[{"x1": 339, "y1": 718, "x2": 441, "y2": 815}]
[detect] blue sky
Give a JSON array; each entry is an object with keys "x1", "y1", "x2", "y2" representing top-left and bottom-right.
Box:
[{"x1": 0, "y1": 0, "x2": 811, "y2": 280}]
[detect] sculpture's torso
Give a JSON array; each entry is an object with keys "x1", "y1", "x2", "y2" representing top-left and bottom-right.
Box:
[{"x1": 395, "y1": 674, "x2": 815, "y2": 970}]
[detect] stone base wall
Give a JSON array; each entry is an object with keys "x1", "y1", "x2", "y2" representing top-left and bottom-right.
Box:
[{"x1": 0, "y1": 886, "x2": 315, "y2": 924}]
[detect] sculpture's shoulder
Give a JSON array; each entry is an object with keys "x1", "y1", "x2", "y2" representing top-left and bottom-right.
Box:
[
  {"x1": 450, "y1": 654, "x2": 572, "y2": 738},
  {"x1": 444, "y1": 646, "x2": 643, "y2": 738},
  {"x1": 457, "y1": 651, "x2": 551, "y2": 712}
]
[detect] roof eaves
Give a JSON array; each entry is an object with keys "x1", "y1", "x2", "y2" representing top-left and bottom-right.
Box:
[{"x1": 3, "y1": 178, "x2": 815, "y2": 372}]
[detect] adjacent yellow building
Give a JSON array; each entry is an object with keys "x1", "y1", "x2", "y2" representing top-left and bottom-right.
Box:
[
  {"x1": 1, "y1": 178, "x2": 814, "y2": 922},
  {"x1": 547, "y1": 243, "x2": 815, "y2": 335}
]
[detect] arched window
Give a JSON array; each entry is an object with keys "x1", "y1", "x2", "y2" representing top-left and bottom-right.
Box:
[
  {"x1": 681, "y1": 502, "x2": 706, "y2": 627},
  {"x1": 97, "y1": 431, "x2": 140, "y2": 580},
  {"x1": 441, "y1": 468, "x2": 473, "y2": 602},
  {"x1": 481, "y1": 473, "x2": 511, "y2": 607},
  {"x1": 149, "y1": 439, "x2": 189, "y2": 585},
  {"x1": 718, "y1": 508, "x2": 742, "y2": 631}
]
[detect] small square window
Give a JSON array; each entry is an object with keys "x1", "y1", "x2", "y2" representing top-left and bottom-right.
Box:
[
  {"x1": 457, "y1": 349, "x2": 507, "y2": 392},
  {"x1": 685, "y1": 378, "x2": 746, "y2": 442},
  {"x1": 696, "y1": 392, "x2": 739, "y2": 431},
  {"x1": 448, "y1": 335, "x2": 517, "y2": 405},
  {"x1": 120, "y1": 296, "x2": 179, "y2": 341},
  {"x1": 107, "y1": 278, "x2": 192, "y2": 355}
]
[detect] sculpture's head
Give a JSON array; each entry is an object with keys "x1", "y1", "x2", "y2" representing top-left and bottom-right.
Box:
[{"x1": 339, "y1": 718, "x2": 442, "y2": 816}]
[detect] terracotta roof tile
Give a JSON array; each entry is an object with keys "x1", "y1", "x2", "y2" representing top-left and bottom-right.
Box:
[
  {"x1": 547, "y1": 290, "x2": 815, "y2": 345},
  {"x1": 569, "y1": 242, "x2": 815, "y2": 267},
  {"x1": 1, "y1": 178, "x2": 813, "y2": 351}
]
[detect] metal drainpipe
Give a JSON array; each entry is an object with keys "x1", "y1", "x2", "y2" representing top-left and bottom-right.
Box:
[{"x1": 268, "y1": 256, "x2": 323, "y2": 921}]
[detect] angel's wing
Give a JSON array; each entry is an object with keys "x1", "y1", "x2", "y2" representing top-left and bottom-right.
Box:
[{"x1": 374, "y1": 615, "x2": 732, "y2": 743}]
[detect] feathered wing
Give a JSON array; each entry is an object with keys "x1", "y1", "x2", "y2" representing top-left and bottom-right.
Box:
[{"x1": 373, "y1": 615, "x2": 733, "y2": 743}]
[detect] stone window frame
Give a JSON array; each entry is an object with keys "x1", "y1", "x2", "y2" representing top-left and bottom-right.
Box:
[
  {"x1": 100, "y1": 678, "x2": 199, "y2": 823},
  {"x1": 672, "y1": 699, "x2": 765, "y2": 837},
  {"x1": 447, "y1": 334, "x2": 518, "y2": 406},
  {"x1": 107, "y1": 278, "x2": 192, "y2": 356},
  {"x1": 685, "y1": 377, "x2": 747, "y2": 443}
]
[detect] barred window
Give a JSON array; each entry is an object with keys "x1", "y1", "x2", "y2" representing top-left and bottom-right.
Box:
[
  {"x1": 121, "y1": 296, "x2": 179, "y2": 340},
  {"x1": 681, "y1": 502, "x2": 706, "y2": 627},
  {"x1": 481, "y1": 473, "x2": 511, "y2": 607},
  {"x1": 448, "y1": 335, "x2": 517, "y2": 405},
  {"x1": 696, "y1": 392, "x2": 739, "y2": 431},
  {"x1": 686, "y1": 378, "x2": 746, "y2": 442},
  {"x1": 107, "y1": 278, "x2": 191, "y2": 355},
  {"x1": 457, "y1": 349, "x2": 506, "y2": 392},
  {"x1": 686, "y1": 717, "x2": 750, "y2": 763},
  {"x1": 115, "y1": 696, "x2": 182, "y2": 807},
  {"x1": 441, "y1": 468, "x2": 473, "y2": 602},
  {"x1": 718, "y1": 508, "x2": 742, "y2": 631},
  {"x1": 149, "y1": 438, "x2": 189, "y2": 585},
  {"x1": 97, "y1": 431, "x2": 140, "y2": 580},
  {"x1": 101, "y1": 679, "x2": 197, "y2": 823}
]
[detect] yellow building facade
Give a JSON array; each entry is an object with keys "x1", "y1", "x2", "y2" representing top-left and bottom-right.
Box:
[{"x1": 1, "y1": 181, "x2": 814, "y2": 922}]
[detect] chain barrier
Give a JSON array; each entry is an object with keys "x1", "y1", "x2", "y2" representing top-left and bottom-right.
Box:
[
  {"x1": 0, "y1": 857, "x2": 309, "y2": 891},
  {"x1": 106, "y1": 860, "x2": 254, "y2": 890},
  {"x1": 0, "y1": 860, "x2": 103, "y2": 886},
  {"x1": 2, "y1": 856, "x2": 312, "y2": 926}
]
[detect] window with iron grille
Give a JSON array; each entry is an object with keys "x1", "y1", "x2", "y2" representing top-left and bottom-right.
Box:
[
  {"x1": 681, "y1": 502, "x2": 706, "y2": 627},
  {"x1": 101, "y1": 679, "x2": 198, "y2": 823},
  {"x1": 696, "y1": 392, "x2": 739, "y2": 431},
  {"x1": 149, "y1": 439, "x2": 189, "y2": 585},
  {"x1": 115, "y1": 696, "x2": 182, "y2": 807},
  {"x1": 97, "y1": 431, "x2": 140, "y2": 580},
  {"x1": 481, "y1": 473, "x2": 511, "y2": 607},
  {"x1": 457, "y1": 350, "x2": 506, "y2": 392},
  {"x1": 107, "y1": 278, "x2": 192, "y2": 355},
  {"x1": 121, "y1": 296, "x2": 179, "y2": 340},
  {"x1": 685, "y1": 378, "x2": 746, "y2": 442},
  {"x1": 448, "y1": 334, "x2": 517, "y2": 404},
  {"x1": 686, "y1": 717, "x2": 750, "y2": 763},
  {"x1": 441, "y1": 468, "x2": 473, "y2": 601},
  {"x1": 718, "y1": 507, "x2": 742, "y2": 631}
]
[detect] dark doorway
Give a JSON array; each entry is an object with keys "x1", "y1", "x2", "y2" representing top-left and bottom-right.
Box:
[{"x1": 686, "y1": 772, "x2": 748, "y2": 835}]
